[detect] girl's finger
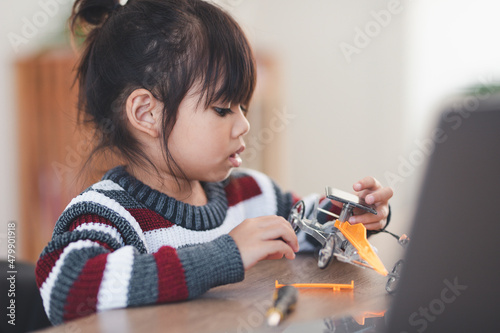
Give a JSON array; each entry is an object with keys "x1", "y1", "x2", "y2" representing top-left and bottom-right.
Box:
[
  {"x1": 362, "y1": 220, "x2": 385, "y2": 231},
  {"x1": 259, "y1": 216, "x2": 296, "y2": 233},
  {"x1": 355, "y1": 189, "x2": 371, "y2": 199},
  {"x1": 265, "y1": 241, "x2": 296, "y2": 260},
  {"x1": 365, "y1": 187, "x2": 394, "y2": 205},
  {"x1": 349, "y1": 212, "x2": 379, "y2": 224},
  {"x1": 354, "y1": 176, "x2": 381, "y2": 191},
  {"x1": 261, "y1": 224, "x2": 299, "y2": 252},
  {"x1": 264, "y1": 252, "x2": 285, "y2": 260}
]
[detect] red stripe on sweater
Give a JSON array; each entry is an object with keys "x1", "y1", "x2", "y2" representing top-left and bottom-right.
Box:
[
  {"x1": 225, "y1": 176, "x2": 262, "y2": 207},
  {"x1": 67, "y1": 215, "x2": 121, "y2": 250},
  {"x1": 330, "y1": 202, "x2": 342, "y2": 216},
  {"x1": 68, "y1": 214, "x2": 115, "y2": 231},
  {"x1": 319, "y1": 195, "x2": 342, "y2": 216},
  {"x1": 127, "y1": 208, "x2": 175, "y2": 232},
  {"x1": 63, "y1": 252, "x2": 109, "y2": 321},
  {"x1": 290, "y1": 195, "x2": 342, "y2": 218},
  {"x1": 95, "y1": 240, "x2": 116, "y2": 252},
  {"x1": 291, "y1": 193, "x2": 301, "y2": 206},
  {"x1": 153, "y1": 246, "x2": 188, "y2": 302},
  {"x1": 36, "y1": 248, "x2": 64, "y2": 288}
]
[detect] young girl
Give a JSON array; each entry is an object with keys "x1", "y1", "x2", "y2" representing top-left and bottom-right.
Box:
[{"x1": 36, "y1": 0, "x2": 393, "y2": 325}]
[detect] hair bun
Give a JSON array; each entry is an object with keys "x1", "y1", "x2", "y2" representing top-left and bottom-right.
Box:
[{"x1": 71, "y1": 0, "x2": 120, "y2": 30}]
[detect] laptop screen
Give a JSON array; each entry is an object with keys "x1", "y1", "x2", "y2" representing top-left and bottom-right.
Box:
[{"x1": 385, "y1": 94, "x2": 500, "y2": 332}]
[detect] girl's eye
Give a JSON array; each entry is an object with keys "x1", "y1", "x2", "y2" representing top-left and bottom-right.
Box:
[
  {"x1": 213, "y1": 107, "x2": 233, "y2": 117},
  {"x1": 240, "y1": 105, "x2": 248, "y2": 116}
]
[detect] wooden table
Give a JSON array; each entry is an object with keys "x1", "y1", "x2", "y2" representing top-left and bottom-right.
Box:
[{"x1": 37, "y1": 254, "x2": 391, "y2": 333}]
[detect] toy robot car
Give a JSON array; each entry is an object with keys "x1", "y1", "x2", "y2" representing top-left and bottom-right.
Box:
[
  {"x1": 288, "y1": 187, "x2": 388, "y2": 275},
  {"x1": 288, "y1": 187, "x2": 409, "y2": 294}
]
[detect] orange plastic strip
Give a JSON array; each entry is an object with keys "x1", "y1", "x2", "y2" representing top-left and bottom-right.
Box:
[
  {"x1": 334, "y1": 220, "x2": 388, "y2": 276},
  {"x1": 352, "y1": 310, "x2": 387, "y2": 326},
  {"x1": 275, "y1": 280, "x2": 354, "y2": 291}
]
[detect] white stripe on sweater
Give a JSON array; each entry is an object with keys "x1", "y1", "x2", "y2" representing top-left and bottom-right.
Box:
[
  {"x1": 143, "y1": 169, "x2": 280, "y2": 252},
  {"x1": 65, "y1": 190, "x2": 149, "y2": 252},
  {"x1": 97, "y1": 246, "x2": 135, "y2": 311},
  {"x1": 144, "y1": 216, "x2": 240, "y2": 252},
  {"x1": 92, "y1": 180, "x2": 125, "y2": 191},
  {"x1": 39, "y1": 240, "x2": 101, "y2": 316},
  {"x1": 238, "y1": 168, "x2": 277, "y2": 216},
  {"x1": 302, "y1": 193, "x2": 321, "y2": 218},
  {"x1": 74, "y1": 223, "x2": 124, "y2": 246},
  {"x1": 143, "y1": 192, "x2": 279, "y2": 252}
]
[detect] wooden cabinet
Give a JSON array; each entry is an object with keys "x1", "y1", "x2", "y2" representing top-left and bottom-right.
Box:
[{"x1": 16, "y1": 49, "x2": 100, "y2": 262}]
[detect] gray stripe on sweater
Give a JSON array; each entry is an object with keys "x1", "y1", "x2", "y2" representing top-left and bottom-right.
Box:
[
  {"x1": 136, "y1": 186, "x2": 149, "y2": 201},
  {"x1": 91, "y1": 189, "x2": 141, "y2": 208},
  {"x1": 177, "y1": 235, "x2": 244, "y2": 299},
  {"x1": 145, "y1": 190, "x2": 158, "y2": 207},
  {"x1": 194, "y1": 209, "x2": 202, "y2": 230},
  {"x1": 127, "y1": 252, "x2": 159, "y2": 306},
  {"x1": 54, "y1": 202, "x2": 148, "y2": 253},
  {"x1": 155, "y1": 194, "x2": 167, "y2": 213},
  {"x1": 199, "y1": 207, "x2": 209, "y2": 230},
  {"x1": 175, "y1": 204, "x2": 184, "y2": 225},
  {"x1": 103, "y1": 166, "x2": 229, "y2": 231},
  {"x1": 272, "y1": 181, "x2": 293, "y2": 219},
  {"x1": 184, "y1": 206, "x2": 192, "y2": 229},
  {"x1": 165, "y1": 197, "x2": 175, "y2": 220},
  {"x1": 40, "y1": 230, "x2": 122, "y2": 258}
]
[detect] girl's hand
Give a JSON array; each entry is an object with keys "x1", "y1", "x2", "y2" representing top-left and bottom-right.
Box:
[
  {"x1": 229, "y1": 215, "x2": 299, "y2": 270},
  {"x1": 348, "y1": 176, "x2": 393, "y2": 230}
]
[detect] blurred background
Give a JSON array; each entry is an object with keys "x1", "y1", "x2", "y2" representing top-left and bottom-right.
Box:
[{"x1": 1, "y1": 0, "x2": 500, "y2": 269}]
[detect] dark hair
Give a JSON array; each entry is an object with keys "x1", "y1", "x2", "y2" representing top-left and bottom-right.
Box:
[{"x1": 70, "y1": 0, "x2": 256, "y2": 183}]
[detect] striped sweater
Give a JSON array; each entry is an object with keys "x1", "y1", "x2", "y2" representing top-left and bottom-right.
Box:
[{"x1": 36, "y1": 166, "x2": 306, "y2": 325}]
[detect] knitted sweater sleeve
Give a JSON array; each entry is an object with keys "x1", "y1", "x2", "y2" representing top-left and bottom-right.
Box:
[{"x1": 35, "y1": 213, "x2": 244, "y2": 325}]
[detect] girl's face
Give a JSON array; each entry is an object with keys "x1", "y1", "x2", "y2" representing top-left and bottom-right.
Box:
[{"x1": 166, "y1": 88, "x2": 250, "y2": 183}]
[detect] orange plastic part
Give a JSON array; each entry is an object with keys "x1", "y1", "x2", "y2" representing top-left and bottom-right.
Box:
[
  {"x1": 352, "y1": 310, "x2": 387, "y2": 326},
  {"x1": 275, "y1": 280, "x2": 354, "y2": 291},
  {"x1": 334, "y1": 220, "x2": 388, "y2": 276}
]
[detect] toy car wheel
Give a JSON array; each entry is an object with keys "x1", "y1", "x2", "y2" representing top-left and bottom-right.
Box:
[
  {"x1": 386, "y1": 259, "x2": 404, "y2": 294},
  {"x1": 318, "y1": 234, "x2": 335, "y2": 269},
  {"x1": 288, "y1": 200, "x2": 305, "y2": 233}
]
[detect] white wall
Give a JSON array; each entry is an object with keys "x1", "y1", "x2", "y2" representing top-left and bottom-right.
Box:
[{"x1": 407, "y1": 0, "x2": 500, "y2": 141}]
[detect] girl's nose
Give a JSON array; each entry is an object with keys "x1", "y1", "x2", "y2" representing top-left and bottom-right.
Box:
[{"x1": 232, "y1": 106, "x2": 250, "y2": 138}]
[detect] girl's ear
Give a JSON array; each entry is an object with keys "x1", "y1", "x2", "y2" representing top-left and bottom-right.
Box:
[{"x1": 125, "y1": 89, "x2": 162, "y2": 138}]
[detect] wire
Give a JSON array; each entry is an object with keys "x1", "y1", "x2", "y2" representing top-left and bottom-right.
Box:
[{"x1": 380, "y1": 229, "x2": 401, "y2": 240}]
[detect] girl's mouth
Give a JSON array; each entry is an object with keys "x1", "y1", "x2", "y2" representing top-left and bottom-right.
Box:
[{"x1": 229, "y1": 146, "x2": 245, "y2": 167}]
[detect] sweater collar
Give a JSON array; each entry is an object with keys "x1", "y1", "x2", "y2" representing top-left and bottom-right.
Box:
[{"x1": 102, "y1": 166, "x2": 228, "y2": 231}]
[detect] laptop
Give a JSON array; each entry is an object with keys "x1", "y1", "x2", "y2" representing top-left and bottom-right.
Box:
[{"x1": 385, "y1": 93, "x2": 500, "y2": 332}]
